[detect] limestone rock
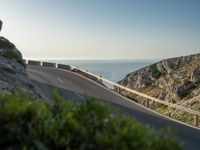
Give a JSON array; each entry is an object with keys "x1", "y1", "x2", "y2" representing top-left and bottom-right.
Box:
[{"x1": 118, "y1": 53, "x2": 200, "y2": 105}]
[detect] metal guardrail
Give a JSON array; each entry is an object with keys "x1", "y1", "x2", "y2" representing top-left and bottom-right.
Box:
[
  {"x1": 72, "y1": 67, "x2": 200, "y2": 126},
  {"x1": 25, "y1": 60, "x2": 200, "y2": 127}
]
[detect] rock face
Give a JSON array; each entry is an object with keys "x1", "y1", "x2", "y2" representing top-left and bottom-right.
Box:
[
  {"x1": 118, "y1": 53, "x2": 200, "y2": 110},
  {"x1": 0, "y1": 20, "x2": 2, "y2": 32},
  {"x1": 0, "y1": 36, "x2": 40, "y2": 97}
]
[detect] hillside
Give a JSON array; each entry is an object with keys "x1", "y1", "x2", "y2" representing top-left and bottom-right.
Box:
[{"x1": 118, "y1": 53, "x2": 200, "y2": 112}]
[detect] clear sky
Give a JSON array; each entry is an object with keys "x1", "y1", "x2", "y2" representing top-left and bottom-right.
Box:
[{"x1": 0, "y1": 0, "x2": 200, "y2": 59}]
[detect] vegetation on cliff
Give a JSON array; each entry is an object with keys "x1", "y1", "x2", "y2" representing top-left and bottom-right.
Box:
[
  {"x1": 0, "y1": 91, "x2": 181, "y2": 150},
  {"x1": 0, "y1": 37, "x2": 22, "y2": 62},
  {"x1": 119, "y1": 53, "x2": 200, "y2": 105},
  {"x1": 118, "y1": 53, "x2": 200, "y2": 124}
]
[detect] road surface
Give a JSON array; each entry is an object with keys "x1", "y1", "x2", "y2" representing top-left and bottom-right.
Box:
[{"x1": 27, "y1": 65, "x2": 200, "y2": 150}]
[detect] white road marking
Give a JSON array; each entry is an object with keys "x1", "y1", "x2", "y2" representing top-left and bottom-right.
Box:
[{"x1": 57, "y1": 78, "x2": 64, "y2": 83}]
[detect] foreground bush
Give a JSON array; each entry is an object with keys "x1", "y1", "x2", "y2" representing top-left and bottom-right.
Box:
[{"x1": 0, "y1": 91, "x2": 182, "y2": 150}]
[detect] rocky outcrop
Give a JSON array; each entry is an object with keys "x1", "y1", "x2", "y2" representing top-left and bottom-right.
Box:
[
  {"x1": 0, "y1": 36, "x2": 40, "y2": 98},
  {"x1": 118, "y1": 53, "x2": 200, "y2": 109},
  {"x1": 0, "y1": 37, "x2": 24, "y2": 64}
]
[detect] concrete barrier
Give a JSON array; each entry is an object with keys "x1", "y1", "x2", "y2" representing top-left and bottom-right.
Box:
[
  {"x1": 42, "y1": 62, "x2": 56, "y2": 68},
  {"x1": 72, "y1": 68, "x2": 102, "y2": 84},
  {"x1": 72, "y1": 68, "x2": 81, "y2": 73},
  {"x1": 72, "y1": 68, "x2": 86, "y2": 77},
  {"x1": 22, "y1": 59, "x2": 27, "y2": 65},
  {"x1": 28, "y1": 60, "x2": 41, "y2": 66},
  {"x1": 57, "y1": 64, "x2": 71, "y2": 70}
]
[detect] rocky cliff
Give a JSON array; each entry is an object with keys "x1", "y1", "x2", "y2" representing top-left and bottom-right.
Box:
[
  {"x1": 118, "y1": 53, "x2": 200, "y2": 111},
  {"x1": 0, "y1": 36, "x2": 41, "y2": 97}
]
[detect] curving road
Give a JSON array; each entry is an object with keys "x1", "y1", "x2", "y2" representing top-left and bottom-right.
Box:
[{"x1": 27, "y1": 65, "x2": 200, "y2": 150}]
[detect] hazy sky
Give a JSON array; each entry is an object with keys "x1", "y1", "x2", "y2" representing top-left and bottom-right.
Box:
[{"x1": 1, "y1": 0, "x2": 200, "y2": 59}]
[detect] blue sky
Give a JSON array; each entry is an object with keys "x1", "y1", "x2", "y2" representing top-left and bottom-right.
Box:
[{"x1": 1, "y1": 0, "x2": 200, "y2": 59}]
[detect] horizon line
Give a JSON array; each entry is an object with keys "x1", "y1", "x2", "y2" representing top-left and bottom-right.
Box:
[{"x1": 24, "y1": 57, "x2": 159, "y2": 61}]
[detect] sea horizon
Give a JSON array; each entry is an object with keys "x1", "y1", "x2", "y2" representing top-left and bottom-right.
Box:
[{"x1": 25, "y1": 59, "x2": 155, "y2": 83}]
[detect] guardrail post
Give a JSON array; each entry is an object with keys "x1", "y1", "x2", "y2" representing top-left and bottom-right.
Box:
[
  {"x1": 146, "y1": 99, "x2": 150, "y2": 108},
  {"x1": 117, "y1": 87, "x2": 121, "y2": 94},
  {"x1": 194, "y1": 115, "x2": 199, "y2": 126},
  {"x1": 152, "y1": 101, "x2": 156, "y2": 108},
  {"x1": 85, "y1": 70, "x2": 89, "y2": 78},
  {"x1": 99, "y1": 76, "x2": 103, "y2": 84}
]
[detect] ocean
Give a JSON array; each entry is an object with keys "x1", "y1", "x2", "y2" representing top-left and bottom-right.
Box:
[{"x1": 49, "y1": 59, "x2": 155, "y2": 82}]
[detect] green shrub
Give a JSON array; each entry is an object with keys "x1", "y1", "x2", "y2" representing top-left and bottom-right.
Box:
[
  {"x1": 0, "y1": 37, "x2": 15, "y2": 49},
  {"x1": 3, "y1": 50, "x2": 22, "y2": 61},
  {"x1": 0, "y1": 91, "x2": 182, "y2": 150}
]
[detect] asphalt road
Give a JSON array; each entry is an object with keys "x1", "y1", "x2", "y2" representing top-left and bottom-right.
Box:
[{"x1": 27, "y1": 65, "x2": 200, "y2": 150}]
